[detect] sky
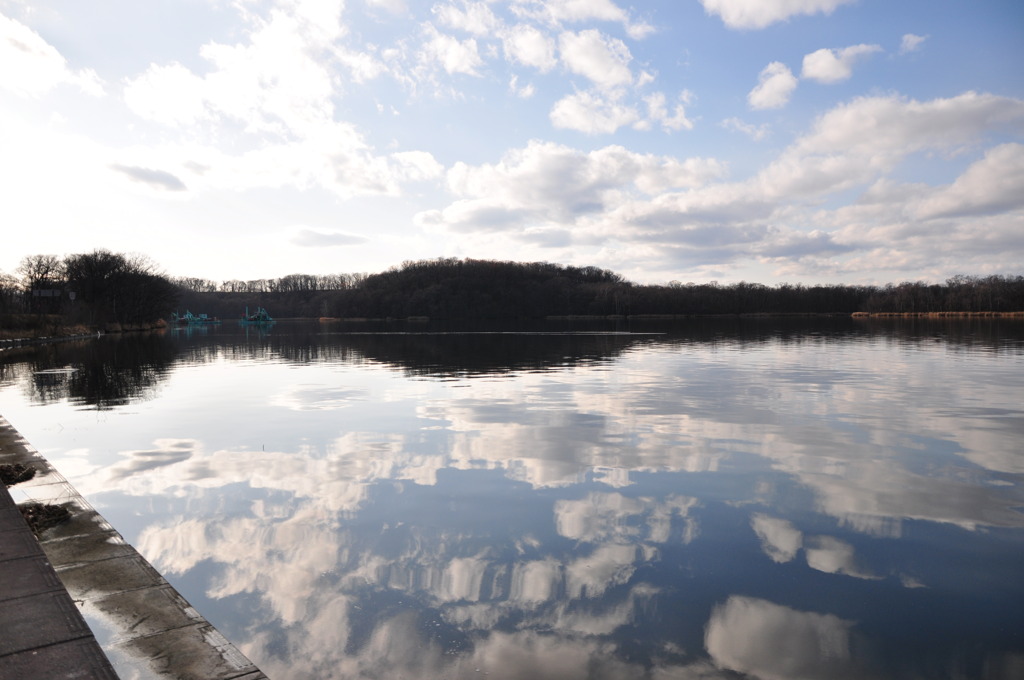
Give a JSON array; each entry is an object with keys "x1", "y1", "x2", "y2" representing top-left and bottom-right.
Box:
[{"x1": 1, "y1": 0, "x2": 1022, "y2": 286}]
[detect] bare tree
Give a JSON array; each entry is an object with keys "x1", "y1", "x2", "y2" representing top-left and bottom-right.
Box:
[
  {"x1": 0, "y1": 271, "x2": 20, "y2": 313},
  {"x1": 63, "y1": 249, "x2": 178, "y2": 325},
  {"x1": 16, "y1": 254, "x2": 64, "y2": 313}
]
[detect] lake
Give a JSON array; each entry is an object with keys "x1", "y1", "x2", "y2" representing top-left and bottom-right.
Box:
[{"x1": 1, "y1": 318, "x2": 1022, "y2": 679}]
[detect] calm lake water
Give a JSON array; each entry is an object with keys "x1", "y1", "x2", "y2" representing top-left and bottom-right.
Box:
[{"x1": 2, "y1": 318, "x2": 1023, "y2": 680}]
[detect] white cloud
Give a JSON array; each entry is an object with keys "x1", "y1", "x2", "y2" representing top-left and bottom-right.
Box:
[
  {"x1": 116, "y1": 1, "x2": 445, "y2": 203},
  {"x1": 286, "y1": 0, "x2": 348, "y2": 43},
  {"x1": 510, "y1": 0, "x2": 652, "y2": 37},
  {"x1": 336, "y1": 47, "x2": 389, "y2": 83},
  {"x1": 758, "y1": 92, "x2": 1024, "y2": 200},
  {"x1": 644, "y1": 91, "x2": 694, "y2": 132},
  {"x1": 417, "y1": 88, "x2": 1024, "y2": 282},
  {"x1": 509, "y1": 74, "x2": 536, "y2": 98},
  {"x1": 721, "y1": 117, "x2": 769, "y2": 141},
  {"x1": 387, "y1": 150, "x2": 445, "y2": 186},
  {"x1": 0, "y1": 13, "x2": 104, "y2": 97},
  {"x1": 550, "y1": 90, "x2": 639, "y2": 134},
  {"x1": 912, "y1": 143, "x2": 1024, "y2": 219},
  {"x1": 427, "y1": 140, "x2": 726, "y2": 233},
  {"x1": 558, "y1": 29, "x2": 633, "y2": 90},
  {"x1": 624, "y1": 22, "x2": 657, "y2": 41},
  {"x1": 501, "y1": 23, "x2": 558, "y2": 72},
  {"x1": 900, "y1": 33, "x2": 927, "y2": 54},
  {"x1": 420, "y1": 24, "x2": 484, "y2": 76},
  {"x1": 801, "y1": 44, "x2": 882, "y2": 84},
  {"x1": 432, "y1": 1, "x2": 500, "y2": 36},
  {"x1": 699, "y1": 0, "x2": 856, "y2": 30},
  {"x1": 123, "y1": 62, "x2": 209, "y2": 127},
  {"x1": 516, "y1": 0, "x2": 626, "y2": 23},
  {"x1": 802, "y1": 91, "x2": 1024, "y2": 155},
  {"x1": 747, "y1": 61, "x2": 797, "y2": 110},
  {"x1": 130, "y1": 5, "x2": 342, "y2": 137},
  {"x1": 365, "y1": 0, "x2": 408, "y2": 15}
]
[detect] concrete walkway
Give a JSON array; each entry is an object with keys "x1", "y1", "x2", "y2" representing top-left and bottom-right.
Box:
[
  {"x1": 0, "y1": 416, "x2": 268, "y2": 680},
  {"x1": 0, "y1": 481, "x2": 117, "y2": 679}
]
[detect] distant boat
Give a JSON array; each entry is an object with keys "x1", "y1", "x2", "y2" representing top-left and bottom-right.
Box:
[
  {"x1": 172, "y1": 310, "x2": 221, "y2": 326},
  {"x1": 240, "y1": 306, "x2": 276, "y2": 326}
]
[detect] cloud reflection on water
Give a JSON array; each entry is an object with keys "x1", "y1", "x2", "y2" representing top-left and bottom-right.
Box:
[
  {"x1": 705, "y1": 596, "x2": 861, "y2": 680},
  {"x1": 8, "y1": 323, "x2": 1021, "y2": 678}
]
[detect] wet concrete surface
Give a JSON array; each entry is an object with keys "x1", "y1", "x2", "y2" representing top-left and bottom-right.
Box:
[
  {"x1": 1, "y1": 415, "x2": 268, "y2": 680},
  {"x1": 0, "y1": 478, "x2": 116, "y2": 679}
]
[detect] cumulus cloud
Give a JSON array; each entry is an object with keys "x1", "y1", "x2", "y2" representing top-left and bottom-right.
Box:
[
  {"x1": 422, "y1": 140, "x2": 726, "y2": 232},
  {"x1": 747, "y1": 61, "x2": 798, "y2": 109},
  {"x1": 509, "y1": 74, "x2": 536, "y2": 98},
  {"x1": 432, "y1": 1, "x2": 500, "y2": 35},
  {"x1": 390, "y1": 150, "x2": 445, "y2": 181},
  {"x1": 700, "y1": 0, "x2": 857, "y2": 30},
  {"x1": 0, "y1": 14, "x2": 104, "y2": 97},
  {"x1": 643, "y1": 91, "x2": 695, "y2": 132},
  {"x1": 900, "y1": 33, "x2": 928, "y2": 54},
  {"x1": 801, "y1": 44, "x2": 883, "y2": 83},
  {"x1": 757, "y1": 92, "x2": 1024, "y2": 200},
  {"x1": 558, "y1": 29, "x2": 633, "y2": 90},
  {"x1": 119, "y1": 1, "x2": 442, "y2": 202},
  {"x1": 420, "y1": 24, "x2": 484, "y2": 76},
  {"x1": 510, "y1": 0, "x2": 653, "y2": 38},
  {"x1": 124, "y1": 4, "x2": 340, "y2": 135},
  {"x1": 502, "y1": 23, "x2": 558, "y2": 71},
  {"x1": 551, "y1": 87, "x2": 696, "y2": 135},
  {"x1": 912, "y1": 143, "x2": 1024, "y2": 219},
  {"x1": 550, "y1": 90, "x2": 639, "y2": 134},
  {"x1": 721, "y1": 116, "x2": 770, "y2": 141},
  {"x1": 365, "y1": 0, "x2": 408, "y2": 14},
  {"x1": 123, "y1": 62, "x2": 209, "y2": 127},
  {"x1": 422, "y1": 89, "x2": 1024, "y2": 281}
]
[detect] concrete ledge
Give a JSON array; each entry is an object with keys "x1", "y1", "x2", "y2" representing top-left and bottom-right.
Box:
[{"x1": 0, "y1": 482, "x2": 117, "y2": 679}]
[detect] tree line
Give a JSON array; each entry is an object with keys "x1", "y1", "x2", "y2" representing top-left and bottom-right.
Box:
[
  {"x1": 1, "y1": 250, "x2": 178, "y2": 331},
  {"x1": 167, "y1": 258, "x2": 1024, "y2": 320},
  {"x1": 3, "y1": 254, "x2": 1022, "y2": 331}
]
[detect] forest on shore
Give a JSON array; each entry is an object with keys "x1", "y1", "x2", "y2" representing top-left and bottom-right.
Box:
[{"x1": 2, "y1": 252, "x2": 1023, "y2": 337}]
